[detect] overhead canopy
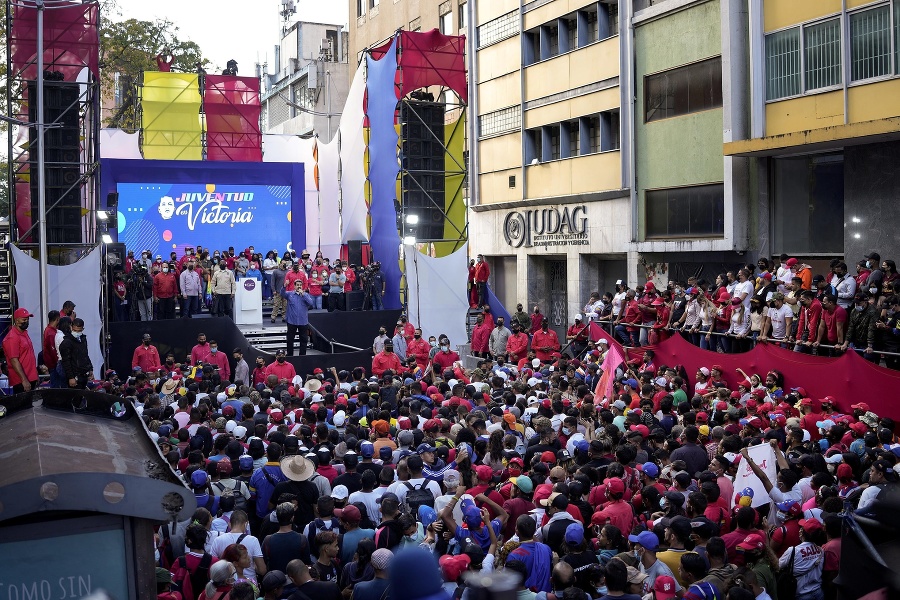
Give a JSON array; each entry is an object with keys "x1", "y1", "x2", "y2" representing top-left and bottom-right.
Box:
[{"x1": 0, "y1": 390, "x2": 195, "y2": 524}]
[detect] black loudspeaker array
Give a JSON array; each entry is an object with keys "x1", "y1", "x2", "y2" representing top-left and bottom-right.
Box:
[
  {"x1": 28, "y1": 81, "x2": 83, "y2": 244},
  {"x1": 400, "y1": 100, "x2": 445, "y2": 241},
  {"x1": 347, "y1": 240, "x2": 365, "y2": 267}
]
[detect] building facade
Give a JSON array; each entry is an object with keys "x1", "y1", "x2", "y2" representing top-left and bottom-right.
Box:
[
  {"x1": 725, "y1": 0, "x2": 900, "y2": 268},
  {"x1": 469, "y1": 0, "x2": 630, "y2": 341},
  {"x1": 261, "y1": 21, "x2": 351, "y2": 141},
  {"x1": 350, "y1": 0, "x2": 469, "y2": 62}
]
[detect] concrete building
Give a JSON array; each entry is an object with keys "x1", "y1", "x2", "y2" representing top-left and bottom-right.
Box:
[
  {"x1": 468, "y1": 0, "x2": 629, "y2": 341},
  {"x1": 350, "y1": 0, "x2": 469, "y2": 62},
  {"x1": 261, "y1": 21, "x2": 351, "y2": 141},
  {"x1": 725, "y1": 0, "x2": 900, "y2": 269}
]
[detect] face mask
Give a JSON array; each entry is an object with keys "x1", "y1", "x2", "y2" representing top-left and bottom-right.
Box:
[
  {"x1": 17, "y1": 320, "x2": 28, "y2": 330},
  {"x1": 866, "y1": 261, "x2": 872, "y2": 268},
  {"x1": 497, "y1": 322, "x2": 504, "y2": 328},
  {"x1": 675, "y1": 287, "x2": 683, "y2": 295},
  {"x1": 542, "y1": 325, "x2": 548, "y2": 330},
  {"x1": 562, "y1": 427, "x2": 571, "y2": 436},
  {"x1": 441, "y1": 345, "x2": 449, "y2": 351},
  {"x1": 143, "y1": 340, "x2": 150, "y2": 346},
  {"x1": 595, "y1": 586, "x2": 608, "y2": 596},
  {"x1": 414, "y1": 334, "x2": 421, "y2": 339},
  {"x1": 188, "y1": 265, "x2": 194, "y2": 270},
  {"x1": 379, "y1": 330, "x2": 386, "y2": 336},
  {"x1": 870, "y1": 287, "x2": 878, "y2": 294},
  {"x1": 210, "y1": 347, "x2": 218, "y2": 354},
  {"x1": 72, "y1": 331, "x2": 82, "y2": 339},
  {"x1": 166, "y1": 359, "x2": 174, "y2": 366},
  {"x1": 257, "y1": 362, "x2": 264, "y2": 368},
  {"x1": 277, "y1": 357, "x2": 285, "y2": 363},
  {"x1": 162, "y1": 267, "x2": 169, "y2": 273},
  {"x1": 856, "y1": 305, "x2": 865, "y2": 312},
  {"x1": 430, "y1": 340, "x2": 437, "y2": 347}
]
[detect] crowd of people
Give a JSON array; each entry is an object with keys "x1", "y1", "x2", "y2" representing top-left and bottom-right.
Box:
[
  {"x1": 569, "y1": 252, "x2": 900, "y2": 368},
  {"x1": 84, "y1": 301, "x2": 892, "y2": 600},
  {"x1": 115, "y1": 245, "x2": 390, "y2": 322}
]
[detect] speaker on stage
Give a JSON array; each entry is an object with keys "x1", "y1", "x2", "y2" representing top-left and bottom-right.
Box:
[
  {"x1": 346, "y1": 290, "x2": 365, "y2": 311},
  {"x1": 347, "y1": 240, "x2": 370, "y2": 267},
  {"x1": 28, "y1": 80, "x2": 82, "y2": 245},
  {"x1": 401, "y1": 100, "x2": 446, "y2": 242}
]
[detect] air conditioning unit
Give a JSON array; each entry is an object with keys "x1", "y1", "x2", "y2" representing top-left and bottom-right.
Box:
[{"x1": 319, "y1": 38, "x2": 333, "y2": 61}]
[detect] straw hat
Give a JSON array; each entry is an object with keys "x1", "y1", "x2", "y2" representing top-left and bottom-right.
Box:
[
  {"x1": 161, "y1": 378, "x2": 179, "y2": 396},
  {"x1": 281, "y1": 455, "x2": 315, "y2": 482},
  {"x1": 304, "y1": 379, "x2": 322, "y2": 393}
]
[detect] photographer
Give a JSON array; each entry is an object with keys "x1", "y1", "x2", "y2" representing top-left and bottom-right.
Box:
[{"x1": 131, "y1": 264, "x2": 155, "y2": 321}]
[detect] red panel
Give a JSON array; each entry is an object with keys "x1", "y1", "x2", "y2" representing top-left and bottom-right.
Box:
[
  {"x1": 10, "y1": 2, "x2": 100, "y2": 81},
  {"x1": 204, "y1": 75, "x2": 262, "y2": 162},
  {"x1": 367, "y1": 29, "x2": 468, "y2": 102}
]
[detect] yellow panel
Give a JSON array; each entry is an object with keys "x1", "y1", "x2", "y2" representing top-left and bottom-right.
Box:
[
  {"x1": 435, "y1": 114, "x2": 467, "y2": 257},
  {"x1": 526, "y1": 151, "x2": 620, "y2": 199},
  {"x1": 765, "y1": 90, "x2": 844, "y2": 136},
  {"x1": 141, "y1": 72, "x2": 203, "y2": 160},
  {"x1": 525, "y1": 87, "x2": 619, "y2": 128},
  {"x1": 477, "y1": 73, "x2": 522, "y2": 115},
  {"x1": 477, "y1": 37, "x2": 520, "y2": 82},
  {"x1": 479, "y1": 169, "x2": 522, "y2": 204},
  {"x1": 525, "y1": 40, "x2": 619, "y2": 100},
  {"x1": 764, "y1": 0, "x2": 840, "y2": 31},
  {"x1": 478, "y1": 0, "x2": 521, "y2": 26},
  {"x1": 525, "y1": 0, "x2": 605, "y2": 30},
  {"x1": 849, "y1": 79, "x2": 900, "y2": 122},
  {"x1": 479, "y1": 132, "x2": 523, "y2": 173}
]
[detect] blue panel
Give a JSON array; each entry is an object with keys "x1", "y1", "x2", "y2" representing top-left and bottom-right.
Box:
[
  {"x1": 485, "y1": 283, "x2": 511, "y2": 325},
  {"x1": 366, "y1": 38, "x2": 403, "y2": 310},
  {"x1": 100, "y1": 159, "x2": 306, "y2": 255}
]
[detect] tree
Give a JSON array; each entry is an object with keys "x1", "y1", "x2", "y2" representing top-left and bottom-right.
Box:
[{"x1": 99, "y1": 17, "x2": 210, "y2": 130}]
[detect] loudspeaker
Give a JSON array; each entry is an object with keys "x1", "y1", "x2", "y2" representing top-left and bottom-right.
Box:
[
  {"x1": 346, "y1": 290, "x2": 365, "y2": 311},
  {"x1": 27, "y1": 80, "x2": 83, "y2": 244},
  {"x1": 401, "y1": 100, "x2": 446, "y2": 241},
  {"x1": 347, "y1": 240, "x2": 367, "y2": 268},
  {"x1": 107, "y1": 192, "x2": 119, "y2": 230}
]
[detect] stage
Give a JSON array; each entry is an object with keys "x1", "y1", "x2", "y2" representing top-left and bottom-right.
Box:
[{"x1": 109, "y1": 309, "x2": 402, "y2": 381}]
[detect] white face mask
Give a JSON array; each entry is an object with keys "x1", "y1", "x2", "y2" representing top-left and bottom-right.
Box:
[
  {"x1": 162, "y1": 267, "x2": 169, "y2": 273},
  {"x1": 72, "y1": 331, "x2": 82, "y2": 339}
]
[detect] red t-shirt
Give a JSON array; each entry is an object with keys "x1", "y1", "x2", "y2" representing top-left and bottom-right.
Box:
[
  {"x1": 42, "y1": 325, "x2": 58, "y2": 369},
  {"x1": 821, "y1": 306, "x2": 847, "y2": 343},
  {"x1": 3, "y1": 327, "x2": 38, "y2": 386}
]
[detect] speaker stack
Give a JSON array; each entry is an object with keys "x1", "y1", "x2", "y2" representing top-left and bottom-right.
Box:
[
  {"x1": 400, "y1": 100, "x2": 446, "y2": 242},
  {"x1": 28, "y1": 81, "x2": 83, "y2": 244}
]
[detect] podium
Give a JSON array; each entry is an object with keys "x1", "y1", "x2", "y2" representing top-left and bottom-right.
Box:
[{"x1": 234, "y1": 278, "x2": 263, "y2": 325}]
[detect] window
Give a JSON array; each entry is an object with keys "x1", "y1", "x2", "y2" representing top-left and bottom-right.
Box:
[
  {"x1": 478, "y1": 106, "x2": 521, "y2": 138},
  {"x1": 357, "y1": 0, "x2": 365, "y2": 17},
  {"x1": 566, "y1": 121, "x2": 579, "y2": 157},
  {"x1": 371, "y1": 0, "x2": 379, "y2": 6},
  {"x1": 477, "y1": 10, "x2": 519, "y2": 48},
  {"x1": 409, "y1": 17, "x2": 421, "y2": 31},
  {"x1": 772, "y1": 153, "x2": 844, "y2": 254},
  {"x1": 440, "y1": 11, "x2": 453, "y2": 34},
  {"x1": 646, "y1": 184, "x2": 725, "y2": 239},
  {"x1": 850, "y1": 6, "x2": 891, "y2": 81},
  {"x1": 459, "y1": 2, "x2": 467, "y2": 29},
  {"x1": 586, "y1": 115, "x2": 600, "y2": 153},
  {"x1": 546, "y1": 124, "x2": 561, "y2": 160},
  {"x1": 601, "y1": 109, "x2": 620, "y2": 151},
  {"x1": 805, "y1": 18, "x2": 842, "y2": 90},
  {"x1": 526, "y1": 128, "x2": 543, "y2": 163},
  {"x1": 524, "y1": 30, "x2": 540, "y2": 65},
  {"x1": 645, "y1": 57, "x2": 723, "y2": 122},
  {"x1": 765, "y1": 28, "x2": 801, "y2": 100},
  {"x1": 561, "y1": 16, "x2": 577, "y2": 53},
  {"x1": 603, "y1": 2, "x2": 618, "y2": 39},
  {"x1": 542, "y1": 23, "x2": 559, "y2": 59},
  {"x1": 579, "y1": 6, "x2": 599, "y2": 46}
]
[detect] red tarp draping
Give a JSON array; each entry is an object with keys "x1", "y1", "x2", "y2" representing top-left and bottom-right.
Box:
[
  {"x1": 587, "y1": 323, "x2": 900, "y2": 421},
  {"x1": 203, "y1": 75, "x2": 262, "y2": 162},
  {"x1": 368, "y1": 29, "x2": 468, "y2": 102},
  {"x1": 10, "y1": 2, "x2": 100, "y2": 81}
]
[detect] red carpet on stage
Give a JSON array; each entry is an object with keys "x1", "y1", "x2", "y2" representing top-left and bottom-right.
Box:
[{"x1": 588, "y1": 323, "x2": 900, "y2": 421}]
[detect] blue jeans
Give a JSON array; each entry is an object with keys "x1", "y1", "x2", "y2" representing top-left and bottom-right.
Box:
[
  {"x1": 263, "y1": 273, "x2": 274, "y2": 299},
  {"x1": 615, "y1": 325, "x2": 638, "y2": 347},
  {"x1": 699, "y1": 326, "x2": 713, "y2": 350},
  {"x1": 183, "y1": 295, "x2": 200, "y2": 317},
  {"x1": 372, "y1": 291, "x2": 384, "y2": 311},
  {"x1": 310, "y1": 294, "x2": 323, "y2": 310}
]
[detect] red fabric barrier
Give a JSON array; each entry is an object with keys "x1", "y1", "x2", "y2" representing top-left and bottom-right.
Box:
[
  {"x1": 587, "y1": 323, "x2": 900, "y2": 420},
  {"x1": 368, "y1": 29, "x2": 468, "y2": 102},
  {"x1": 204, "y1": 75, "x2": 262, "y2": 162},
  {"x1": 10, "y1": 2, "x2": 100, "y2": 81}
]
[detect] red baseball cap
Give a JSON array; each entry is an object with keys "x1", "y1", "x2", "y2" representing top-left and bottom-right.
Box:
[
  {"x1": 605, "y1": 477, "x2": 626, "y2": 495},
  {"x1": 629, "y1": 424, "x2": 650, "y2": 437},
  {"x1": 738, "y1": 379, "x2": 752, "y2": 388},
  {"x1": 711, "y1": 364, "x2": 724, "y2": 373},
  {"x1": 751, "y1": 389, "x2": 767, "y2": 399},
  {"x1": 791, "y1": 386, "x2": 808, "y2": 398},
  {"x1": 653, "y1": 576, "x2": 678, "y2": 600},
  {"x1": 717, "y1": 401, "x2": 730, "y2": 410},
  {"x1": 851, "y1": 402, "x2": 870, "y2": 411},
  {"x1": 799, "y1": 518, "x2": 823, "y2": 532},
  {"x1": 540, "y1": 451, "x2": 557, "y2": 463},
  {"x1": 13, "y1": 308, "x2": 33, "y2": 319},
  {"x1": 850, "y1": 422, "x2": 868, "y2": 435},
  {"x1": 695, "y1": 412, "x2": 709, "y2": 423},
  {"x1": 736, "y1": 533, "x2": 766, "y2": 552},
  {"x1": 475, "y1": 465, "x2": 493, "y2": 481}
]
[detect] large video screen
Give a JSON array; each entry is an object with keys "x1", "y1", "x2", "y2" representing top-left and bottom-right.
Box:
[{"x1": 116, "y1": 182, "x2": 294, "y2": 256}]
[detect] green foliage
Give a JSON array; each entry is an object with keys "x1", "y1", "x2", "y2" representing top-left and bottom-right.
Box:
[{"x1": 100, "y1": 17, "x2": 210, "y2": 130}]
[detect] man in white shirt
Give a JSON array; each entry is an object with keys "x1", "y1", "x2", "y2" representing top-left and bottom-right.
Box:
[
  {"x1": 209, "y1": 510, "x2": 267, "y2": 580},
  {"x1": 761, "y1": 293, "x2": 793, "y2": 343},
  {"x1": 387, "y1": 454, "x2": 441, "y2": 502},
  {"x1": 611, "y1": 281, "x2": 627, "y2": 319},
  {"x1": 857, "y1": 460, "x2": 897, "y2": 513},
  {"x1": 732, "y1": 268, "x2": 755, "y2": 312},
  {"x1": 830, "y1": 261, "x2": 857, "y2": 310}
]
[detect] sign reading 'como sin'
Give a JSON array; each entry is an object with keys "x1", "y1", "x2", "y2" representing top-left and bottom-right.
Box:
[{"x1": 503, "y1": 205, "x2": 589, "y2": 248}]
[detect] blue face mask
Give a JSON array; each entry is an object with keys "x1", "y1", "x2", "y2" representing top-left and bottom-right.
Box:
[{"x1": 210, "y1": 347, "x2": 218, "y2": 354}]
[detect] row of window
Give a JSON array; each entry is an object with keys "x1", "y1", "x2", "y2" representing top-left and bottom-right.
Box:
[
  {"x1": 479, "y1": 105, "x2": 521, "y2": 138},
  {"x1": 357, "y1": 0, "x2": 466, "y2": 31},
  {"x1": 477, "y1": 10, "x2": 519, "y2": 48},
  {"x1": 524, "y1": 110, "x2": 620, "y2": 163},
  {"x1": 645, "y1": 56, "x2": 723, "y2": 122},
  {"x1": 523, "y1": 2, "x2": 618, "y2": 66},
  {"x1": 766, "y1": 1, "x2": 900, "y2": 101}
]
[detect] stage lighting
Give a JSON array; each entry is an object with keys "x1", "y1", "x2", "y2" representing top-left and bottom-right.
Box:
[
  {"x1": 96, "y1": 210, "x2": 109, "y2": 221},
  {"x1": 101, "y1": 233, "x2": 113, "y2": 244},
  {"x1": 403, "y1": 235, "x2": 417, "y2": 245},
  {"x1": 405, "y1": 214, "x2": 419, "y2": 225}
]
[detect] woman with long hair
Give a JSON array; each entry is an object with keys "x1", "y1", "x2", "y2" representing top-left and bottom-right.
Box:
[
  {"x1": 219, "y1": 544, "x2": 259, "y2": 591},
  {"x1": 482, "y1": 429, "x2": 505, "y2": 472},
  {"x1": 339, "y1": 537, "x2": 376, "y2": 591},
  {"x1": 728, "y1": 298, "x2": 751, "y2": 353}
]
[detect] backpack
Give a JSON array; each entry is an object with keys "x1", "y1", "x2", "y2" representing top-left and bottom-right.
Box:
[
  {"x1": 307, "y1": 517, "x2": 340, "y2": 559},
  {"x1": 775, "y1": 548, "x2": 797, "y2": 600},
  {"x1": 173, "y1": 552, "x2": 213, "y2": 600},
  {"x1": 403, "y1": 481, "x2": 435, "y2": 515},
  {"x1": 158, "y1": 523, "x2": 176, "y2": 569},
  {"x1": 214, "y1": 479, "x2": 248, "y2": 513}
]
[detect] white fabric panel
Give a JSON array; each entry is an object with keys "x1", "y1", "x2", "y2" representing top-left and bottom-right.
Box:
[
  {"x1": 263, "y1": 134, "x2": 319, "y2": 254},
  {"x1": 317, "y1": 135, "x2": 342, "y2": 260},
  {"x1": 11, "y1": 245, "x2": 104, "y2": 375},
  {"x1": 339, "y1": 64, "x2": 369, "y2": 243},
  {"x1": 404, "y1": 243, "x2": 469, "y2": 350},
  {"x1": 99, "y1": 129, "x2": 142, "y2": 159}
]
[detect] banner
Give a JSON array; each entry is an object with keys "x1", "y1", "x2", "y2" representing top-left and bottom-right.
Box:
[
  {"x1": 594, "y1": 341, "x2": 626, "y2": 403},
  {"x1": 11, "y1": 245, "x2": 104, "y2": 376},
  {"x1": 404, "y1": 244, "x2": 469, "y2": 349},
  {"x1": 732, "y1": 443, "x2": 777, "y2": 509},
  {"x1": 100, "y1": 129, "x2": 142, "y2": 160},
  {"x1": 141, "y1": 72, "x2": 202, "y2": 160},
  {"x1": 339, "y1": 65, "x2": 369, "y2": 244}
]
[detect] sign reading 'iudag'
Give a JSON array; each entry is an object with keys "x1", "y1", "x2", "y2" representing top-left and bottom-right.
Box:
[{"x1": 503, "y1": 205, "x2": 589, "y2": 248}]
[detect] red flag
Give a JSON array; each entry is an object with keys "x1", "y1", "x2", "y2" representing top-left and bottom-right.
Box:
[{"x1": 594, "y1": 341, "x2": 625, "y2": 404}]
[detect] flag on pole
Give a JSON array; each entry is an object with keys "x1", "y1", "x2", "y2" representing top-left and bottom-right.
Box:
[{"x1": 594, "y1": 341, "x2": 625, "y2": 403}]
